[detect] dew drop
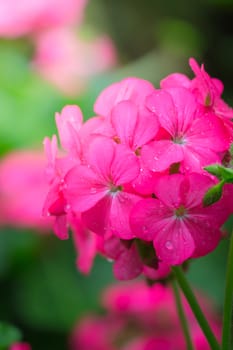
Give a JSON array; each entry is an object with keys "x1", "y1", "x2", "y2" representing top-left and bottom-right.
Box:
[
  {"x1": 90, "y1": 187, "x2": 97, "y2": 194},
  {"x1": 118, "y1": 196, "x2": 125, "y2": 204},
  {"x1": 165, "y1": 240, "x2": 174, "y2": 250},
  {"x1": 65, "y1": 204, "x2": 71, "y2": 211},
  {"x1": 142, "y1": 225, "x2": 149, "y2": 234}
]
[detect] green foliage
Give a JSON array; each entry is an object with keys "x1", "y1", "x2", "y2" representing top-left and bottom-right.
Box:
[
  {"x1": 0, "y1": 322, "x2": 22, "y2": 349},
  {"x1": 204, "y1": 163, "x2": 233, "y2": 206},
  {"x1": 203, "y1": 180, "x2": 225, "y2": 207}
]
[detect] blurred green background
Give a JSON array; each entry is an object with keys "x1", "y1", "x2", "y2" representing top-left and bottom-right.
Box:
[{"x1": 0, "y1": 0, "x2": 233, "y2": 348}]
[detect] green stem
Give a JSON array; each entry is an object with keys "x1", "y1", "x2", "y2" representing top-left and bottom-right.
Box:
[
  {"x1": 172, "y1": 266, "x2": 220, "y2": 350},
  {"x1": 172, "y1": 279, "x2": 195, "y2": 350},
  {"x1": 222, "y1": 233, "x2": 233, "y2": 350}
]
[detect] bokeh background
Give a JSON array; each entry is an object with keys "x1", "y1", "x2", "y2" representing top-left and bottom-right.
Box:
[{"x1": 0, "y1": 0, "x2": 233, "y2": 348}]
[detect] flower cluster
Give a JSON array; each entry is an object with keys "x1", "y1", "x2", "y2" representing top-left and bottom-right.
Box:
[
  {"x1": 44, "y1": 58, "x2": 233, "y2": 280},
  {"x1": 70, "y1": 281, "x2": 221, "y2": 350}
]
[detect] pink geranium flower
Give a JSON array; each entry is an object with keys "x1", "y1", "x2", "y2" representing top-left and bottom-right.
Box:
[
  {"x1": 71, "y1": 281, "x2": 221, "y2": 350},
  {"x1": 189, "y1": 58, "x2": 233, "y2": 119},
  {"x1": 0, "y1": 0, "x2": 87, "y2": 37},
  {"x1": 43, "y1": 58, "x2": 233, "y2": 279},
  {"x1": 104, "y1": 235, "x2": 171, "y2": 280},
  {"x1": 109, "y1": 100, "x2": 159, "y2": 194},
  {"x1": 130, "y1": 173, "x2": 230, "y2": 265},
  {"x1": 69, "y1": 213, "x2": 105, "y2": 274},
  {"x1": 94, "y1": 77, "x2": 155, "y2": 116},
  {"x1": 33, "y1": 28, "x2": 117, "y2": 96},
  {"x1": 65, "y1": 137, "x2": 141, "y2": 239},
  {"x1": 161, "y1": 58, "x2": 233, "y2": 134},
  {"x1": 143, "y1": 87, "x2": 229, "y2": 173},
  {"x1": 10, "y1": 343, "x2": 31, "y2": 350}
]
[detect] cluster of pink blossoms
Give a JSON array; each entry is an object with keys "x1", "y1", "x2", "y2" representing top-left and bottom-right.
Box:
[
  {"x1": 44, "y1": 58, "x2": 233, "y2": 280},
  {"x1": 70, "y1": 281, "x2": 221, "y2": 350}
]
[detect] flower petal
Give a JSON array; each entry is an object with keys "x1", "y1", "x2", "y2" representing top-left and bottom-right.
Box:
[
  {"x1": 154, "y1": 219, "x2": 195, "y2": 265},
  {"x1": 109, "y1": 192, "x2": 140, "y2": 239},
  {"x1": 130, "y1": 198, "x2": 173, "y2": 241},
  {"x1": 141, "y1": 140, "x2": 183, "y2": 172},
  {"x1": 113, "y1": 243, "x2": 143, "y2": 280},
  {"x1": 82, "y1": 195, "x2": 112, "y2": 235},
  {"x1": 65, "y1": 165, "x2": 107, "y2": 212},
  {"x1": 94, "y1": 77, "x2": 154, "y2": 116}
]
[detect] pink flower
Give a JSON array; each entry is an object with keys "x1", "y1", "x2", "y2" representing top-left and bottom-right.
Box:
[
  {"x1": 102, "y1": 281, "x2": 170, "y2": 314},
  {"x1": 104, "y1": 235, "x2": 171, "y2": 280},
  {"x1": 143, "y1": 87, "x2": 229, "y2": 173},
  {"x1": 70, "y1": 315, "x2": 124, "y2": 350},
  {"x1": 161, "y1": 58, "x2": 233, "y2": 135},
  {"x1": 0, "y1": 0, "x2": 87, "y2": 37},
  {"x1": 43, "y1": 105, "x2": 83, "y2": 238},
  {"x1": 33, "y1": 28, "x2": 117, "y2": 96},
  {"x1": 9, "y1": 342, "x2": 31, "y2": 350},
  {"x1": 71, "y1": 281, "x2": 221, "y2": 350},
  {"x1": 130, "y1": 173, "x2": 230, "y2": 265},
  {"x1": 94, "y1": 77, "x2": 155, "y2": 117},
  {"x1": 44, "y1": 58, "x2": 233, "y2": 279},
  {"x1": 65, "y1": 137, "x2": 141, "y2": 239},
  {"x1": 189, "y1": 58, "x2": 233, "y2": 117},
  {"x1": 69, "y1": 213, "x2": 105, "y2": 274},
  {"x1": 0, "y1": 151, "x2": 53, "y2": 231},
  {"x1": 42, "y1": 135, "x2": 71, "y2": 239},
  {"x1": 103, "y1": 236, "x2": 144, "y2": 280},
  {"x1": 108, "y1": 100, "x2": 159, "y2": 194}
]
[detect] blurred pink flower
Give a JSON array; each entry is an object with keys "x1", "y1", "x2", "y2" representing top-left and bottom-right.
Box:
[
  {"x1": 70, "y1": 281, "x2": 221, "y2": 350},
  {"x1": 33, "y1": 28, "x2": 117, "y2": 96},
  {"x1": 9, "y1": 342, "x2": 31, "y2": 350},
  {"x1": 0, "y1": 151, "x2": 53, "y2": 231},
  {"x1": 0, "y1": 0, "x2": 87, "y2": 37}
]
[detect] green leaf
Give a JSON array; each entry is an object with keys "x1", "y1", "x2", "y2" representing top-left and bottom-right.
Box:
[
  {"x1": 204, "y1": 164, "x2": 233, "y2": 183},
  {"x1": 0, "y1": 322, "x2": 22, "y2": 348},
  {"x1": 203, "y1": 180, "x2": 225, "y2": 207},
  {"x1": 204, "y1": 164, "x2": 223, "y2": 179}
]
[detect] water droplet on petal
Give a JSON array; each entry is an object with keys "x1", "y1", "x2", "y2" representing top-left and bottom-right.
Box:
[
  {"x1": 142, "y1": 225, "x2": 149, "y2": 234},
  {"x1": 90, "y1": 187, "x2": 97, "y2": 194},
  {"x1": 165, "y1": 240, "x2": 174, "y2": 250},
  {"x1": 118, "y1": 196, "x2": 125, "y2": 204},
  {"x1": 65, "y1": 204, "x2": 71, "y2": 211}
]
